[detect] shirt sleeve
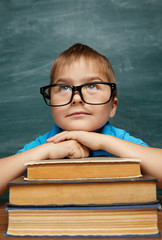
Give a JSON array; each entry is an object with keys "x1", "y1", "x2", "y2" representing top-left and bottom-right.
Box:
[
  {"x1": 103, "y1": 123, "x2": 149, "y2": 147},
  {"x1": 16, "y1": 133, "x2": 49, "y2": 154},
  {"x1": 92, "y1": 123, "x2": 149, "y2": 157},
  {"x1": 120, "y1": 131, "x2": 149, "y2": 147},
  {"x1": 16, "y1": 124, "x2": 61, "y2": 154}
]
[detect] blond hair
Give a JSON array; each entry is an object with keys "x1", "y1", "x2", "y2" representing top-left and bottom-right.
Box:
[{"x1": 50, "y1": 43, "x2": 116, "y2": 96}]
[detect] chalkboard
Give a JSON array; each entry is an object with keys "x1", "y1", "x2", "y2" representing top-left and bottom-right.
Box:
[{"x1": 0, "y1": 1, "x2": 162, "y2": 157}]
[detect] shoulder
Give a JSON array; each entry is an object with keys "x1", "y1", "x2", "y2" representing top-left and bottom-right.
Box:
[
  {"x1": 35, "y1": 124, "x2": 61, "y2": 143},
  {"x1": 101, "y1": 122, "x2": 149, "y2": 146},
  {"x1": 16, "y1": 124, "x2": 61, "y2": 153}
]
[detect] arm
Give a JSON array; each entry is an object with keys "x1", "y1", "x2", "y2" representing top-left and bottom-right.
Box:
[
  {"x1": 0, "y1": 140, "x2": 89, "y2": 195},
  {"x1": 47, "y1": 131, "x2": 162, "y2": 188}
]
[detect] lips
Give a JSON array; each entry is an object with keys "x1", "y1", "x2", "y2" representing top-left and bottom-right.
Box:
[{"x1": 67, "y1": 111, "x2": 91, "y2": 117}]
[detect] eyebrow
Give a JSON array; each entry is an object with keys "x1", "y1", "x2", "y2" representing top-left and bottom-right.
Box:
[{"x1": 54, "y1": 76, "x2": 105, "y2": 85}]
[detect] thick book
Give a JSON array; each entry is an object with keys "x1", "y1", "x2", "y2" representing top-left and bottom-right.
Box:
[
  {"x1": 6, "y1": 203, "x2": 161, "y2": 237},
  {"x1": 8, "y1": 175, "x2": 157, "y2": 206},
  {"x1": 25, "y1": 157, "x2": 142, "y2": 180}
]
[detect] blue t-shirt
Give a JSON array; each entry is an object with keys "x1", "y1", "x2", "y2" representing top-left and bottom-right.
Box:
[{"x1": 17, "y1": 122, "x2": 148, "y2": 156}]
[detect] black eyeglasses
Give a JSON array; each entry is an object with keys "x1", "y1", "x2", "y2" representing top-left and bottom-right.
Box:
[{"x1": 40, "y1": 82, "x2": 116, "y2": 107}]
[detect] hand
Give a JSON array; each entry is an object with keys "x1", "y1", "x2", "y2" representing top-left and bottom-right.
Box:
[
  {"x1": 47, "y1": 131, "x2": 103, "y2": 151},
  {"x1": 47, "y1": 139, "x2": 90, "y2": 159}
]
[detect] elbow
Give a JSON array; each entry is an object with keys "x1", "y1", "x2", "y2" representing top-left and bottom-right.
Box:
[
  {"x1": 157, "y1": 179, "x2": 162, "y2": 189},
  {"x1": 0, "y1": 186, "x2": 8, "y2": 196}
]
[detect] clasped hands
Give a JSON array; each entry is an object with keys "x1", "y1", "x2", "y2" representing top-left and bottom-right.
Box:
[{"x1": 46, "y1": 131, "x2": 102, "y2": 159}]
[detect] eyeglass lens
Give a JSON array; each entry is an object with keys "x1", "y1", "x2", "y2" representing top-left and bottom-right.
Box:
[{"x1": 44, "y1": 83, "x2": 112, "y2": 106}]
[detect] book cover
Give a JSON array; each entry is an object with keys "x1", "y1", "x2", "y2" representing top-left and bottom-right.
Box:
[
  {"x1": 8, "y1": 175, "x2": 158, "y2": 206},
  {"x1": 6, "y1": 203, "x2": 161, "y2": 237},
  {"x1": 25, "y1": 157, "x2": 142, "y2": 180}
]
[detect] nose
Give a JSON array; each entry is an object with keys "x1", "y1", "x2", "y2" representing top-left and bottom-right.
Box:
[{"x1": 71, "y1": 91, "x2": 83, "y2": 105}]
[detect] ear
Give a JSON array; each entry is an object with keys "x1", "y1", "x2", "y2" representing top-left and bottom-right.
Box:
[{"x1": 109, "y1": 97, "x2": 118, "y2": 118}]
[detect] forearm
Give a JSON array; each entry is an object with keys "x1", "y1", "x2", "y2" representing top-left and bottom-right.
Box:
[
  {"x1": 48, "y1": 131, "x2": 162, "y2": 187},
  {"x1": 0, "y1": 139, "x2": 89, "y2": 195},
  {"x1": 0, "y1": 143, "x2": 51, "y2": 195},
  {"x1": 100, "y1": 135, "x2": 162, "y2": 187}
]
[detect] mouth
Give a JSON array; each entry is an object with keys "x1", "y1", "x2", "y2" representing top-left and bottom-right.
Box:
[{"x1": 67, "y1": 111, "x2": 91, "y2": 117}]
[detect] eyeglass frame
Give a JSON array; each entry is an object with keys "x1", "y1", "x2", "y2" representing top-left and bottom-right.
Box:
[{"x1": 40, "y1": 81, "x2": 116, "y2": 107}]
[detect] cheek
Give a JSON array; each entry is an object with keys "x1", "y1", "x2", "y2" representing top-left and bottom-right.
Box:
[
  {"x1": 51, "y1": 108, "x2": 64, "y2": 124},
  {"x1": 51, "y1": 105, "x2": 72, "y2": 130},
  {"x1": 94, "y1": 105, "x2": 111, "y2": 123},
  {"x1": 96, "y1": 104, "x2": 110, "y2": 116}
]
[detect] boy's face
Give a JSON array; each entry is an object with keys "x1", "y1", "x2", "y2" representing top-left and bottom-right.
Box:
[{"x1": 51, "y1": 57, "x2": 118, "y2": 132}]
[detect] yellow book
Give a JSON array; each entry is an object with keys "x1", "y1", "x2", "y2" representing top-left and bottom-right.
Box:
[
  {"x1": 8, "y1": 175, "x2": 157, "y2": 206},
  {"x1": 25, "y1": 157, "x2": 142, "y2": 180},
  {"x1": 6, "y1": 204, "x2": 161, "y2": 237}
]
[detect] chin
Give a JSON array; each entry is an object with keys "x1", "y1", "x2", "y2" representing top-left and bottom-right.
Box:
[
  {"x1": 64, "y1": 125, "x2": 97, "y2": 132},
  {"x1": 58, "y1": 120, "x2": 104, "y2": 132},
  {"x1": 66, "y1": 127, "x2": 90, "y2": 131}
]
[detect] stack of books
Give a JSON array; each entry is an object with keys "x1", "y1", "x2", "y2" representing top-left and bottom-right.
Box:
[{"x1": 6, "y1": 157, "x2": 161, "y2": 237}]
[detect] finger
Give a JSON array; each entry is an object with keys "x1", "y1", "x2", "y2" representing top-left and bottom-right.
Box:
[
  {"x1": 47, "y1": 131, "x2": 69, "y2": 143},
  {"x1": 67, "y1": 140, "x2": 90, "y2": 159},
  {"x1": 46, "y1": 136, "x2": 55, "y2": 142},
  {"x1": 81, "y1": 145, "x2": 90, "y2": 158},
  {"x1": 53, "y1": 131, "x2": 79, "y2": 143}
]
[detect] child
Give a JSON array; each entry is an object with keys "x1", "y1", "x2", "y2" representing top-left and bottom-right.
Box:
[{"x1": 0, "y1": 43, "x2": 162, "y2": 195}]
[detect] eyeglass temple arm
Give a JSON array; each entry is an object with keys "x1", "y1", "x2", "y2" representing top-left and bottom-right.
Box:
[{"x1": 40, "y1": 87, "x2": 50, "y2": 99}]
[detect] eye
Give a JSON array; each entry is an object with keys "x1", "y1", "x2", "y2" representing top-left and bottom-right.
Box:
[
  {"x1": 86, "y1": 83, "x2": 98, "y2": 90},
  {"x1": 60, "y1": 85, "x2": 71, "y2": 92}
]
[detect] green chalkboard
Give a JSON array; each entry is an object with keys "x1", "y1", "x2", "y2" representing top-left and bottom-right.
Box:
[{"x1": 0, "y1": 1, "x2": 162, "y2": 198}]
